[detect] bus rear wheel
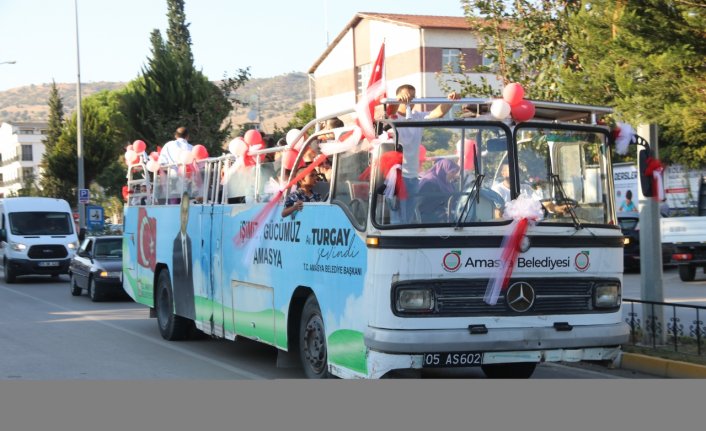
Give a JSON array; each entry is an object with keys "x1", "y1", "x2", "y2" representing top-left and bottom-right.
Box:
[
  {"x1": 481, "y1": 362, "x2": 537, "y2": 379},
  {"x1": 299, "y1": 295, "x2": 329, "y2": 379},
  {"x1": 679, "y1": 265, "x2": 696, "y2": 282},
  {"x1": 4, "y1": 259, "x2": 16, "y2": 284},
  {"x1": 156, "y1": 270, "x2": 192, "y2": 341}
]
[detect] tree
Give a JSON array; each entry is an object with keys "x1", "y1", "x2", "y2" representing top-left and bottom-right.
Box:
[
  {"x1": 43, "y1": 91, "x2": 128, "y2": 206},
  {"x1": 561, "y1": 0, "x2": 706, "y2": 166},
  {"x1": 39, "y1": 81, "x2": 72, "y2": 199},
  {"x1": 120, "y1": 0, "x2": 250, "y2": 157},
  {"x1": 441, "y1": 1, "x2": 579, "y2": 99}
]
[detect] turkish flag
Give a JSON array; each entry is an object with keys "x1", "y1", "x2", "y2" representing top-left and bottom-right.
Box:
[{"x1": 355, "y1": 42, "x2": 386, "y2": 141}]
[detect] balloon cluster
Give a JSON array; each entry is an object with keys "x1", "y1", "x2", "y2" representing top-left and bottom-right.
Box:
[
  {"x1": 125, "y1": 138, "x2": 210, "y2": 173},
  {"x1": 228, "y1": 129, "x2": 265, "y2": 169},
  {"x1": 490, "y1": 83, "x2": 535, "y2": 123}
]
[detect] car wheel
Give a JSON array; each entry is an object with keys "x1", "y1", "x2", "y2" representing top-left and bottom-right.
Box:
[
  {"x1": 299, "y1": 295, "x2": 329, "y2": 379},
  {"x1": 679, "y1": 265, "x2": 696, "y2": 282},
  {"x1": 481, "y1": 362, "x2": 537, "y2": 379},
  {"x1": 70, "y1": 273, "x2": 82, "y2": 296},
  {"x1": 88, "y1": 277, "x2": 102, "y2": 302},
  {"x1": 3, "y1": 259, "x2": 16, "y2": 284},
  {"x1": 155, "y1": 270, "x2": 192, "y2": 340}
]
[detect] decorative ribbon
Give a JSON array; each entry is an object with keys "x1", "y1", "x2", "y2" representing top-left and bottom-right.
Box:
[
  {"x1": 484, "y1": 196, "x2": 544, "y2": 305},
  {"x1": 644, "y1": 156, "x2": 665, "y2": 201},
  {"x1": 612, "y1": 122, "x2": 636, "y2": 155},
  {"x1": 383, "y1": 164, "x2": 401, "y2": 199}
]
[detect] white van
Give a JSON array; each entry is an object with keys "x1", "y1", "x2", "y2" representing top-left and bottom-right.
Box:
[{"x1": 0, "y1": 197, "x2": 79, "y2": 283}]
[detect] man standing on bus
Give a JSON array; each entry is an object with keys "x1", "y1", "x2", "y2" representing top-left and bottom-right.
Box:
[
  {"x1": 172, "y1": 191, "x2": 195, "y2": 318},
  {"x1": 384, "y1": 85, "x2": 460, "y2": 222}
]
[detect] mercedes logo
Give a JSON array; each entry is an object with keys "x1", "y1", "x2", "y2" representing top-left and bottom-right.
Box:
[{"x1": 505, "y1": 282, "x2": 535, "y2": 312}]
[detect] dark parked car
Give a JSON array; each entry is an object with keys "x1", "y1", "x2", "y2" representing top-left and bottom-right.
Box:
[
  {"x1": 617, "y1": 212, "x2": 673, "y2": 272},
  {"x1": 68, "y1": 235, "x2": 124, "y2": 301}
]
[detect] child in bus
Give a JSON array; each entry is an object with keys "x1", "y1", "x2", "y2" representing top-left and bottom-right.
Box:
[{"x1": 281, "y1": 167, "x2": 322, "y2": 218}]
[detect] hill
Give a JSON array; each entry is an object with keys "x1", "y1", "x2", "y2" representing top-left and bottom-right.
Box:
[{"x1": 0, "y1": 72, "x2": 309, "y2": 133}]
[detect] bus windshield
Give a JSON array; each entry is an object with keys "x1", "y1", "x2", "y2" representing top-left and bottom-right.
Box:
[
  {"x1": 9, "y1": 212, "x2": 73, "y2": 235},
  {"x1": 371, "y1": 125, "x2": 511, "y2": 227},
  {"x1": 516, "y1": 127, "x2": 610, "y2": 225}
]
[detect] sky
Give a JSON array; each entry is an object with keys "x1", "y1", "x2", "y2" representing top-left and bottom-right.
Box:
[{"x1": 0, "y1": 0, "x2": 465, "y2": 91}]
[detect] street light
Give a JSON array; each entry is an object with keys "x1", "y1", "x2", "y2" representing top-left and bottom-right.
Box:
[{"x1": 74, "y1": 0, "x2": 86, "y2": 233}]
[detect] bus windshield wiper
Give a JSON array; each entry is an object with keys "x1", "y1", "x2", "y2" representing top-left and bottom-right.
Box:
[
  {"x1": 550, "y1": 174, "x2": 582, "y2": 230},
  {"x1": 455, "y1": 173, "x2": 484, "y2": 229}
]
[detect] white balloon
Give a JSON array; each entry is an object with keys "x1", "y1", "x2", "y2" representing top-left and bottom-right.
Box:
[
  {"x1": 286, "y1": 129, "x2": 302, "y2": 148},
  {"x1": 179, "y1": 150, "x2": 194, "y2": 165},
  {"x1": 124, "y1": 149, "x2": 137, "y2": 165},
  {"x1": 490, "y1": 99, "x2": 511, "y2": 120},
  {"x1": 228, "y1": 138, "x2": 247, "y2": 156},
  {"x1": 146, "y1": 160, "x2": 160, "y2": 173}
]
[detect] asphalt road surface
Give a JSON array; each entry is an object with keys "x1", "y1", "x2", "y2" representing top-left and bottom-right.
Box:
[{"x1": 0, "y1": 273, "x2": 654, "y2": 380}]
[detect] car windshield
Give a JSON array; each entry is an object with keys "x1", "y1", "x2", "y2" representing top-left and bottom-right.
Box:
[
  {"x1": 93, "y1": 238, "x2": 122, "y2": 258},
  {"x1": 618, "y1": 218, "x2": 639, "y2": 231},
  {"x1": 9, "y1": 212, "x2": 73, "y2": 235}
]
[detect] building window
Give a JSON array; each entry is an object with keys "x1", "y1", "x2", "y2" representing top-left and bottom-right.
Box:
[
  {"x1": 18, "y1": 129, "x2": 34, "y2": 135},
  {"x1": 482, "y1": 49, "x2": 522, "y2": 71},
  {"x1": 442, "y1": 48, "x2": 462, "y2": 73},
  {"x1": 21, "y1": 145, "x2": 33, "y2": 161},
  {"x1": 356, "y1": 63, "x2": 371, "y2": 97},
  {"x1": 22, "y1": 167, "x2": 34, "y2": 179}
]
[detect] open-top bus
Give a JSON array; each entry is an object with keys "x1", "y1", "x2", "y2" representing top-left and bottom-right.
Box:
[{"x1": 123, "y1": 98, "x2": 631, "y2": 378}]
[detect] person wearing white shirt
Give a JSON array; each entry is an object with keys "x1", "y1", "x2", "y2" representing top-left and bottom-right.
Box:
[
  {"x1": 385, "y1": 85, "x2": 460, "y2": 223},
  {"x1": 159, "y1": 126, "x2": 193, "y2": 165},
  {"x1": 491, "y1": 163, "x2": 512, "y2": 203}
]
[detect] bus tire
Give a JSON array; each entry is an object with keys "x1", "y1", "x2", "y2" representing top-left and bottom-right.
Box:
[
  {"x1": 481, "y1": 362, "x2": 537, "y2": 379},
  {"x1": 299, "y1": 295, "x2": 329, "y2": 379},
  {"x1": 679, "y1": 265, "x2": 696, "y2": 282},
  {"x1": 4, "y1": 259, "x2": 16, "y2": 284},
  {"x1": 70, "y1": 273, "x2": 82, "y2": 296},
  {"x1": 156, "y1": 270, "x2": 192, "y2": 341}
]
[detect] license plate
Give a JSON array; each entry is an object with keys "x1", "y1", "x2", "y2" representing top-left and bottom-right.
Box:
[
  {"x1": 38, "y1": 261, "x2": 60, "y2": 267},
  {"x1": 423, "y1": 352, "x2": 484, "y2": 368}
]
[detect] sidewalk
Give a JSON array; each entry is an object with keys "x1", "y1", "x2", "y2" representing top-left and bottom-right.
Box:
[{"x1": 617, "y1": 352, "x2": 706, "y2": 378}]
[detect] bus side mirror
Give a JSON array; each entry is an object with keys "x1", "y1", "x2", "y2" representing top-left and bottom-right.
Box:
[{"x1": 638, "y1": 147, "x2": 654, "y2": 198}]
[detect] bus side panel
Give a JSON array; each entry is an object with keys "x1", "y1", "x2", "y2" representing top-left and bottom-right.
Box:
[{"x1": 220, "y1": 203, "x2": 369, "y2": 374}]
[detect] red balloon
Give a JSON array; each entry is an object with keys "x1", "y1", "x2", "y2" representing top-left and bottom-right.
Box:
[
  {"x1": 511, "y1": 100, "x2": 536, "y2": 122},
  {"x1": 463, "y1": 139, "x2": 477, "y2": 171},
  {"x1": 282, "y1": 149, "x2": 304, "y2": 171},
  {"x1": 244, "y1": 129, "x2": 263, "y2": 146},
  {"x1": 132, "y1": 140, "x2": 147, "y2": 153},
  {"x1": 149, "y1": 151, "x2": 159, "y2": 161},
  {"x1": 503, "y1": 83, "x2": 525, "y2": 106},
  {"x1": 122, "y1": 185, "x2": 129, "y2": 202},
  {"x1": 192, "y1": 144, "x2": 209, "y2": 160}
]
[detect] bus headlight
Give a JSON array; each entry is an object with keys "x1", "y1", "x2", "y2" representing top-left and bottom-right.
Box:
[
  {"x1": 68, "y1": 241, "x2": 79, "y2": 250},
  {"x1": 396, "y1": 288, "x2": 434, "y2": 313},
  {"x1": 10, "y1": 242, "x2": 27, "y2": 251},
  {"x1": 594, "y1": 283, "x2": 620, "y2": 308}
]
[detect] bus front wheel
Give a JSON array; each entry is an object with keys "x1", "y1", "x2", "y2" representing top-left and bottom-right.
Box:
[
  {"x1": 481, "y1": 362, "x2": 537, "y2": 379},
  {"x1": 299, "y1": 295, "x2": 329, "y2": 379},
  {"x1": 156, "y1": 270, "x2": 192, "y2": 341}
]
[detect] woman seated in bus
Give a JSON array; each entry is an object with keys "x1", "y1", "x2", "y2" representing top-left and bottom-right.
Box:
[
  {"x1": 281, "y1": 167, "x2": 322, "y2": 218},
  {"x1": 417, "y1": 159, "x2": 460, "y2": 223}
]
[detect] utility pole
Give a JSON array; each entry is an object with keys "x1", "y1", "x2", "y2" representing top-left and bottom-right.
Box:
[
  {"x1": 638, "y1": 123, "x2": 664, "y2": 345},
  {"x1": 74, "y1": 0, "x2": 86, "y2": 232}
]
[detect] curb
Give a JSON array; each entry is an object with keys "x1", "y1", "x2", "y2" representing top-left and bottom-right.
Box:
[{"x1": 617, "y1": 352, "x2": 706, "y2": 378}]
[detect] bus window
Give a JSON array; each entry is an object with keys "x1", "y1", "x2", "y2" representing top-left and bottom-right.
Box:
[{"x1": 332, "y1": 150, "x2": 369, "y2": 229}]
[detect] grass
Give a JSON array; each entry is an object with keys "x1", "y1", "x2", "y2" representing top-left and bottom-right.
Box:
[{"x1": 623, "y1": 344, "x2": 706, "y2": 366}]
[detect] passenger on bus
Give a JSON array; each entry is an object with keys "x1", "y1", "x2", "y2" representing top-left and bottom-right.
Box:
[
  {"x1": 383, "y1": 85, "x2": 460, "y2": 223},
  {"x1": 492, "y1": 163, "x2": 512, "y2": 202},
  {"x1": 417, "y1": 159, "x2": 460, "y2": 223},
  {"x1": 158, "y1": 127, "x2": 193, "y2": 165},
  {"x1": 281, "y1": 167, "x2": 322, "y2": 218}
]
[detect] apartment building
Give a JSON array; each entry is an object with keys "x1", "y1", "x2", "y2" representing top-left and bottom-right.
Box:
[
  {"x1": 0, "y1": 121, "x2": 48, "y2": 198},
  {"x1": 308, "y1": 12, "x2": 502, "y2": 117}
]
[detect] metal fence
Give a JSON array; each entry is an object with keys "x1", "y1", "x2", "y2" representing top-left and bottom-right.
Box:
[{"x1": 623, "y1": 298, "x2": 705, "y2": 356}]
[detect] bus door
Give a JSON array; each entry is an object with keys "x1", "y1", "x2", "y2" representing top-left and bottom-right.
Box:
[{"x1": 198, "y1": 160, "x2": 226, "y2": 337}]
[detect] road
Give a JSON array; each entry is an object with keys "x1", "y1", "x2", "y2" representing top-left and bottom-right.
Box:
[{"x1": 0, "y1": 274, "x2": 654, "y2": 380}]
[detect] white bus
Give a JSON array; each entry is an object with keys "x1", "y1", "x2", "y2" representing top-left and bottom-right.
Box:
[{"x1": 123, "y1": 99, "x2": 632, "y2": 378}]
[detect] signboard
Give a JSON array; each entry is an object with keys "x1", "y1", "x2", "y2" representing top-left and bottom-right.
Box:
[
  {"x1": 86, "y1": 205, "x2": 104, "y2": 230},
  {"x1": 612, "y1": 163, "x2": 638, "y2": 210},
  {"x1": 78, "y1": 188, "x2": 90, "y2": 204}
]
